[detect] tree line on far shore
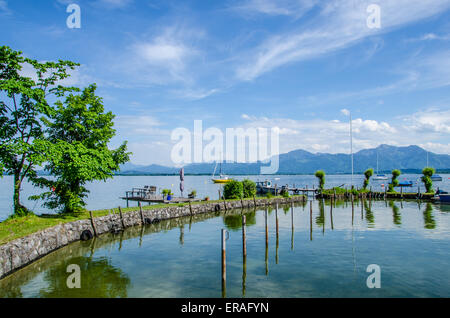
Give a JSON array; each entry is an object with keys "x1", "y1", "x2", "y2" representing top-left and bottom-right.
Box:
[{"x1": 0, "y1": 46, "x2": 130, "y2": 217}]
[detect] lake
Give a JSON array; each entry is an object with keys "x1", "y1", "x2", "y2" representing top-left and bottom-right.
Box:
[
  {"x1": 1, "y1": 174, "x2": 449, "y2": 221},
  {"x1": 0, "y1": 198, "x2": 449, "y2": 298}
]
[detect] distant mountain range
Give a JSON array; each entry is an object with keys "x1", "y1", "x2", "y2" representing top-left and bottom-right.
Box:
[{"x1": 118, "y1": 144, "x2": 450, "y2": 175}]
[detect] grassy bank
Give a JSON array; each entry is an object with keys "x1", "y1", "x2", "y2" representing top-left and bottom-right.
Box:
[{"x1": 0, "y1": 196, "x2": 299, "y2": 246}]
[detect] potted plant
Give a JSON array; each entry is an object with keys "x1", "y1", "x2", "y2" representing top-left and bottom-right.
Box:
[
  {"x1": 188, "y1": 190, "x2": 197, "y2": 199},
  {"x1": 162, "y1": 189, "x2": 173, "y2": 200}
]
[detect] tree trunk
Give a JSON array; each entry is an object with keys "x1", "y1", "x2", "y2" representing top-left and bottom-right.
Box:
[{"x1": 13, "y1": 172, "x2": 22, "y2": 215}]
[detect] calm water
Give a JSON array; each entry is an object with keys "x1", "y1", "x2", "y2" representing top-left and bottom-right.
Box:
[
  {"x1": 1, "y1": 174, "x2": 449, "y2": 221},
  {"x1": 0, "y1": 199, "x2": 449, "y2": 298}
]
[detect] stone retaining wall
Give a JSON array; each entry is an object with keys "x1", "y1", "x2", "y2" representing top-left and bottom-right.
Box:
[{"x1": 0, "y1": 196, "x2": 305, "y2": 280}]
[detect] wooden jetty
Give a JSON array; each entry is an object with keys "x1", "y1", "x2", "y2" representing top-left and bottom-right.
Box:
[
  {"x1": 256, "y1": 180, "x2": 318, "y2": 196},
  {"x1": 122, "y1": 186, "x2": 201, "y2": 207}
]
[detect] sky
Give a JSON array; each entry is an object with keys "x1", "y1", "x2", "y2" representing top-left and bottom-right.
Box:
[{"x1": 1, "y1": 0, "x2": 450, "y2": 166}]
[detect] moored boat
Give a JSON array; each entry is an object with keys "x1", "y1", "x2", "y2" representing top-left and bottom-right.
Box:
[{"x1": 431, "y1": 174, "x2": 443, "y2": 182}]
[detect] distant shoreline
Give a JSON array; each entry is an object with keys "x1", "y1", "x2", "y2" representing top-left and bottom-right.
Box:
[{"x1": 2, "y1": 169, "x2": 449, "y2": 177}]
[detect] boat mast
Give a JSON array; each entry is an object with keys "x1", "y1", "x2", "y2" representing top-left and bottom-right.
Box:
[{"x1": 376, "y1": 151, "x2": 378, "y2": 174}]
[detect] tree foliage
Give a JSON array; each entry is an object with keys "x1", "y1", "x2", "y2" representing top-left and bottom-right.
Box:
[
  {"x1": 314, "y1": 170, "x2": 325, "y2": 191},
  {"x1": 421, "y1": 167, "x2": 435, "y2": 194},
  {"x1": 242, "y1": 179, "x2": 256, "y2": 198},
  {"x1": 223, "y1": 180, "x2": 243, "y2": 200},
  {"x1": 388, "y1": 169, "x2": 401, "y2": 192},
  {"x1": 0, "y1": 46, "x2": 79, "y2": 215},
  {"x1": 363, "y1": 168, "x2": 374, "y2": 190},
  {"x1": 30, "y1": 85, "x2": 130, "y2": 213}
]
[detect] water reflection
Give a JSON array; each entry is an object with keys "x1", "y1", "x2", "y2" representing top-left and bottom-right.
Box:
[
  {"x1": 1, "y1": 199, "x2": 449, "y2": 298},
  {"x1": 423, "y1": 203, "x2": 436, "y2": 229},
  {"x1": 363, "y1": 200, "x2": 375, "y2": 227},
  {"x1": 39, "y1": 256, "x2": 130, "y2": 298},
  {"x1": 389, "y1": 201, "x2": 402, "y2": 226}
]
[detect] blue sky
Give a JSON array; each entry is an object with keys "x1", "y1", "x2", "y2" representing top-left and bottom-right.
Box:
[{"x1": 1, "y1": 0, "x2": 450, "y2": 166}]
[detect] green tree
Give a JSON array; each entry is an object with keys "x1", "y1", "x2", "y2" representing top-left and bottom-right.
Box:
[
  {"x1": 30, "y1": 84, "x2": 130, "y2": 213},
  {"x1": 223, "y1": 180, "x2": 243, "y2": 199},
  {"x1": 0, "y1": 46, "x2": 78, "y2": 216},
  {"x1": 388, "y1": 169, "x2": 401, "y2": 192},
  {"x1": 242, "y1": 179, "x2": 256, "y2": 198},
  {"x1": 314, "y1": 170, "x2": 325, "y2": 191},
  {"x1": 421, "y1": 167, "x2": 435, "y2": 194},
  {"x1": 363, "y1": 168, "x2": 374, "y2": 190}
]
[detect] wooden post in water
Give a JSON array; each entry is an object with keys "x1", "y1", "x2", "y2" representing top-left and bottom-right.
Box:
[
  {"x1": 218, "y1": 190, "x2": 221, "y2": 201},
  {"x1": 253, "y1": 195, "x2": 257, "y2": 207},
  {"x1": 222, "y1": 229, "x2": 227, "y2": 298},
  {"x1": 330, "y1": 197, "x2": 334, "y2": 230},
  {"x1": 89, "y1": 211, "x2": 98, "y2": 237},
  {"x1": 118, "y1": 206, "x2": 125, "y2": 229},
  {"x1": 139, "y1": 202, "x2": 145, "y2": 225},
  {"x1": 223, "y1": 193, "x2": 227, "y2": 212},
  {"x1": 188, "y1": 200, "x2": 193, "y2": 216},
  {"x1": 126, "y1": 191, "x2": 129, "y2": 208}
]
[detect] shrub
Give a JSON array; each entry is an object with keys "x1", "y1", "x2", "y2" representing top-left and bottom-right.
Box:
[
  {"x1": 266, "y1": 191, "x2": 273, "y2": 199},
  {"x1": 281, "y1": 189, "x2": 290, "y2": 198},
  {"x1": 421, "y1": 167, "x2": 435, "y2": 194},
  {"x1": 223, "y1": 180, "x2": 243, "y2": 199},
  {"x1": 363, "y1": 168, "x2": 374, "y2": 190},
  {"x1": 188, "y1": 190, "x2": 197, "y2": 198},
  {"x1": 162, "y1": 189, "x2": 173, "y2": 196},
  {"x1": 242, "y1": 179, "x2": 256, "y2": 198},
  {"x1": 314, "y1": 170, "x2": 325, "y2": 191},
  {"x1": 388, "y1": 169, "x2": 401, "y2": 192}
]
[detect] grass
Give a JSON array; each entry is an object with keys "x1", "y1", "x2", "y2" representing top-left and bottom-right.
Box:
[{"x1": 0, "y1": 195, "x2": 304, "y2": 246}]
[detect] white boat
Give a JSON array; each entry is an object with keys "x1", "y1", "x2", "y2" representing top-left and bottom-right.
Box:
[
  {"x1": 373, "y1": 152, "x2": 388, "y2": 180},
  {"x1": 212, "y1": 160, "x2": 232, "y2": 184},
  {"x1": 431, "y1": 174, "x2": 442, "y2": 182}
]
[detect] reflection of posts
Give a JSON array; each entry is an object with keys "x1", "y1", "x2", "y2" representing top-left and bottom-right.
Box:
[
  {"x1": 352, "y1": 197, "x2": 354, "y2": 226},
  {"x1": 291, "y1": 202, "x2": 294, "y2": 250},
  {"x1": 179, "y1": 226, "x2": 184, "y2": 245},
  {"x1": 242, "y1": 215, "x2": 247, "y2": 297},
  {"x1": 265, "y1": 209, "x2": 269, "y2": 276},
  {"x1": 275, "y1": 204, "x2": 279, "y2": 264},
  {"x1": 309, "y1": 201, "x2": 313, "y2": 241},
  {"x1": 222, "y1": 229, "x2": 227, "y2": 298}
]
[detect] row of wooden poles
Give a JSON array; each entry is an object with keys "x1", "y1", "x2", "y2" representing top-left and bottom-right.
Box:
[
  {"x1": 221, "y1": 200, "x2": 314, "y2": 298},
  {"x1": 220, "y1": 193, "x2": 376, "y2": 297},
  {"x1": 88, "y1": 203, "x2": 149, "y2": 238}
]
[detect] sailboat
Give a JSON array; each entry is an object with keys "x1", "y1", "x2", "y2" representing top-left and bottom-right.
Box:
[
  {"x1": 373, "y1": 152, "x2": 388, "y2": 180},
  {"x1": 212, "y1": 160, "x2": 232, "y2": 184}
]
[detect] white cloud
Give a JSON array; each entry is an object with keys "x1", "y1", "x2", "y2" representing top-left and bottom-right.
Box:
[
  {"x1": 236, "y1": 109, "x2": 448, "y2": 155},
  {"x1": 0, "y1": 0, "x2": 11, "y2": 15},
  {"x1": 235, "y1": 0, "x2": 450, "y2": 81},
  {"x1": 96, "y1": 0, "x2": 133, "y2": 9},
  {"x1": 402, "y1": 108, "x2": 450, "y2": 134},
  {"x1": 232, "y1": 0, "x2": 317, "y2": 17},
  {"x1": 406, "y1": 32, "x2": 450, "y2": 42}
]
